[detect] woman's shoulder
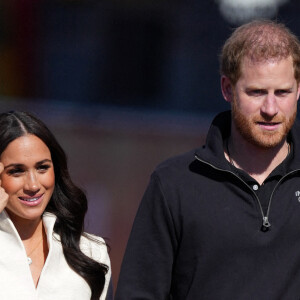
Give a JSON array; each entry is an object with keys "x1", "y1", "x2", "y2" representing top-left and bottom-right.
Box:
[
  {"x1": 80, "y1": 233, "x2": 110, "y2": 265},
  {"x1": 81, "y1": 232, "x2": 106, "y2": 244}
]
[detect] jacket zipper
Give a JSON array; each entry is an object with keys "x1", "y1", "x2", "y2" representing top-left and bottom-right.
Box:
[{"x1": 195, "y1": 154, "x2": 299, "y2": 231}]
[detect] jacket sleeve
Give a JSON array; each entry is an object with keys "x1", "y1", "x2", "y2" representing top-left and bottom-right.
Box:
[
  {"x1": 100, "y1": 246, "x2": 112, "y2": 300},
  {"x1": 115, "y1": 172, "x2": 179, "y2": 300},
  {"x1": 81, "y1": 234, "x2": 112, "y2": 300}
]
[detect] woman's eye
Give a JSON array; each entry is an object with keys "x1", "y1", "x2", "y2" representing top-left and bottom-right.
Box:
[
  {"x1": 37, "y1": 165, "x2": 51, "y2": 172},
  {"x1": 7, "y1": 168, "x2": 24, "y2": 176}
]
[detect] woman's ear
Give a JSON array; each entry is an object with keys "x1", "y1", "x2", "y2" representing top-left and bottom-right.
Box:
[{"x1": 221, "y1": 76, "x2": 233, "y2": 103}]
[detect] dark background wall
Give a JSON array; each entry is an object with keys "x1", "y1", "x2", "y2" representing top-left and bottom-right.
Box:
[
  {"x1": 1, "y1": 0, "x2": 300, "y2": 291},
  {"x1": 3, "y1": 0, "x2": 300, "y2": 113}
]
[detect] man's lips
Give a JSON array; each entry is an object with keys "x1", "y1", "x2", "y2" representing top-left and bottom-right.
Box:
[{"x1": 256, "y1": 121, "x2": 281, "y2": 130}]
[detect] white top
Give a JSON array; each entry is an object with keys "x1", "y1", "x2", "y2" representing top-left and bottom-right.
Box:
[{"x1": 0, "y1": 210, "x2": 111, "y2": 300}]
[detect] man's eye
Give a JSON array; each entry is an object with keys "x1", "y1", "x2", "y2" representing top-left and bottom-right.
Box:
[
  {"x1": 276, "y1": 89, "x2": 290, "y2": 96},
  {"x1": 247, "y1": 89, "x2": 264, "y2": 96}
]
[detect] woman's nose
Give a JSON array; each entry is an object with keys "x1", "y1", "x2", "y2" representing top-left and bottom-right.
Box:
[{"x1": 24, "y1": 171, "x2": 40, "y2": 193}]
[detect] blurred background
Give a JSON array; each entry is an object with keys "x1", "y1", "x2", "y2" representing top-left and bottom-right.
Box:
[{"x1": 1, "y1": 0, "x2": 300, "y2": 292}]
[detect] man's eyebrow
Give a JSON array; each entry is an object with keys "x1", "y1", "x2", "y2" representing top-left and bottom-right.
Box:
[
  {"x1": 244, "y1": 87, "x2": 267, "y2": 92},
  {"x1": 245, "y1": 86, "x2": 265, "y2": 89},
  {"x1": 3, "y1": 159, "x2": 52, "y2": 170},
  {"x1": 245, "y1": 86, "x2": 294, "y2": 91},
  {"x1": 275, "y1": 88, "x2": 293, "y2": 91}
]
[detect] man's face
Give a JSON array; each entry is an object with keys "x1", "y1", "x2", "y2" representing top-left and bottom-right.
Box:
[{"x1": 231, "y1": 56, "x2": 300, "y2": 149}]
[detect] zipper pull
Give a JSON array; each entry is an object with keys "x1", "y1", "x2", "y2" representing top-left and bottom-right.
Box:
[{"x1": 261, "y1": 217, "x2": 271, "y2": 232}]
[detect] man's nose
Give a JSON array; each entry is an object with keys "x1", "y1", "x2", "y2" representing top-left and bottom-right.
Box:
[{"x1": 260, "y1": 93, "x2": 279, "y2": 117}]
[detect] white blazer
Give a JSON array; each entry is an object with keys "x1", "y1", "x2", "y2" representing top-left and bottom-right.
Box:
[{"x1": 0, "y1": 210, "x2": 111, "y2": 300}]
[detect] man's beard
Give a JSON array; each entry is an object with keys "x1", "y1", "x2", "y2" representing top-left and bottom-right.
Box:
[{"x1": 231, "y1": 98, "x2": 296, "y2": 149}]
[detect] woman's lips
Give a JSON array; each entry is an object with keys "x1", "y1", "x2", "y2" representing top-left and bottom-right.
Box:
[{"x1": 18, "y1": 194, "x2": 44, "y2": 206}]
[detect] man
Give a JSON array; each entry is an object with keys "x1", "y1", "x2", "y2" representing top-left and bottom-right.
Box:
[{"x1": 115, "y1": 20, "x2": 300, "y2": 299}]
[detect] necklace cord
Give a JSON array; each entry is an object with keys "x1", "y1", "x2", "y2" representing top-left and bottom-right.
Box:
[
  {"x1": 26, "y1": 235, "x2": 43, "y2": 262},
  {"x1": 226, "y1": 139, "x2": 290, "y2": 168}
]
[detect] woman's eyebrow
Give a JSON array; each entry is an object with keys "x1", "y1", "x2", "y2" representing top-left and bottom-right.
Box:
[
  {"x1": 3, "y1": 163, "x2": 24, "y2": 170},
  {"x1": 3, "y1": 159, "x2": 52, "y2": 170},
  {"x1": 35, "y1": 159, "x2": 52, "y2": 165}
]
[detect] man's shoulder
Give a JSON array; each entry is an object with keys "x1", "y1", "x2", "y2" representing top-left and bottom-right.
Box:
[{"x1": 153, "y1": 148, "x2": 200, "y2": 178}]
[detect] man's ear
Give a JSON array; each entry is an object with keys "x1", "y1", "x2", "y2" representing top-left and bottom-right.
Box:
[
  {"x1": 297, "y1": 82, "x2": 300, "y2": 101},
  {"x1": 221, "y1": 76, "x2": 233, "y2": 103}
]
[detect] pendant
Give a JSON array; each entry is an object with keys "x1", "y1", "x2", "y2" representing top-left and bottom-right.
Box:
[{"x1": 27, "y1": 257, "x2": 32, "y2": 265}]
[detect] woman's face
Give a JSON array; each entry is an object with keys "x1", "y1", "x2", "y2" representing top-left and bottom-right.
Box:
[{"x1": 0, "y1": 134, "x2": 55, "y2": 225}]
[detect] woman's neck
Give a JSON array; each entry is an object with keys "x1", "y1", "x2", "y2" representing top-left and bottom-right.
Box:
[{"x1": 6, "y1": 211, "x2": 43, "y2": 241}]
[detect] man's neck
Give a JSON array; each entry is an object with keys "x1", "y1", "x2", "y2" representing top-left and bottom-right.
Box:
[{"x1": 225, "y1": 134, "x2": 290, "y2": 185}]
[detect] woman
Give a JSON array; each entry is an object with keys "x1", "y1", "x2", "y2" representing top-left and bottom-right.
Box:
[{"x1": 0, "y1": 111, "x2": 111, "y2": 300}]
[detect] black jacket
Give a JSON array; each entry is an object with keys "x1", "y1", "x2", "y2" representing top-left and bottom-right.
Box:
[{"x1": 115, "y1": 111, "x2": 300, "y2": 300}]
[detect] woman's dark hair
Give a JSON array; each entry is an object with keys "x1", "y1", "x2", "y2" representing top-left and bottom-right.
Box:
[{"x1": 0, "y1": 111, "x2": 108, "y2": 299}]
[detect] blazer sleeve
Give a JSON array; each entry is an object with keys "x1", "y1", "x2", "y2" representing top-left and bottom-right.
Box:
[
  {"x1": 115, "y1": 172, "x2": 178, "y2": 299},
  {"x1": 100, "y1": 242, "x2": 112, "y2": 300},
  {"x1": 81, "y1": 234, "x2": 112, "y2": 300}
]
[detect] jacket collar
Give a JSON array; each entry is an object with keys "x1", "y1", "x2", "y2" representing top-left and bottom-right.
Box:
[
  {"x1": 286, "y1": 119, "x2": 300, "y2": 171},
  {"x1": 194, "y1": 110, "x2": 231, "y2": 170},
  {"x1": 195, "y1": 110, "x2": 300, "y2": 172},
  {"x1": 0, "y1": 210, "x2": 57, "y2": 241}
]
